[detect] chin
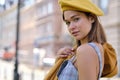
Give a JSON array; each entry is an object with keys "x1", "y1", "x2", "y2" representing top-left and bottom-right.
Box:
[
  {"x1": 74, "y1": 37, "x2": 81, "y2": 40},
  {"x1": 74, "y1": 36, "x2": 85, "y2": 40}
]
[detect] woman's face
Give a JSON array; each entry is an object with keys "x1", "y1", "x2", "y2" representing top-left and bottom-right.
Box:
[{"x1": 64, "y1": 10, "x2": 94, "y2": 42}]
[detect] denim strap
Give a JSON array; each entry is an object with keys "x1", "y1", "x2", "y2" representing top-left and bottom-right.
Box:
[{"x1": 88, "y1": 43, "x2": 103, "y2": 80}]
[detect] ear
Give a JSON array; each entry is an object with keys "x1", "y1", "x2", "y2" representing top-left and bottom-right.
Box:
[
  {"x1": 91, "y1": 18, "x2": 95, "y2": 23},
  {"x1": 89, "y1": 16, "x2": 95, "y2": 23},
  {"x1": 88, "y1": 14, "x2": 95, "y2": 23}
]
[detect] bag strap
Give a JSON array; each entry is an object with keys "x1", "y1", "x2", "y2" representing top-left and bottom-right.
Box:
[
  {"x1": 70, "y1": 55, "x2": 77, "y2": 63},
  {"x1": 88, "y1": 43, "x2": 103, "y2": 79}
]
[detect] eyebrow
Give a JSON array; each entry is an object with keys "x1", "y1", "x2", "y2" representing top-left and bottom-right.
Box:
[{"x1": 64, "y1": 14, "x2": 79, "y2": 22}]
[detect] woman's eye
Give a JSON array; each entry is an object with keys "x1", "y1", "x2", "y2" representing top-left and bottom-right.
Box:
[
  {"x1": 65, "y1": 21, "x2": 70, "y2": 25},
  {"x1": 73, "y1": 18, "x2": 80, "y2": 22}
]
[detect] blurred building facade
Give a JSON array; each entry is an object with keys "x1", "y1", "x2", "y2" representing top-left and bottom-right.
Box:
[
  {"x1": 0, "y1": 0, "x2": 72, "y2": 65},
  {"x1": 0, "y1": 0, "x2": 120, "y2": 75}
]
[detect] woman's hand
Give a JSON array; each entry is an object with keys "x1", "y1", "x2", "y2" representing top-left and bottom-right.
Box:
[{"x1": 57, "y1": 47, "x2": 75, "y2": 58}]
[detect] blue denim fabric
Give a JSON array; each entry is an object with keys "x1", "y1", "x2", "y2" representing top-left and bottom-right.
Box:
[{"x1": 57, "y1": 60, "x2": 78, "y2": 80}]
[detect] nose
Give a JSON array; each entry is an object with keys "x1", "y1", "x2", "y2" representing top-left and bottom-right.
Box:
[{"x1": 68, "y1": 22, "x2": 76, "y2": 30}]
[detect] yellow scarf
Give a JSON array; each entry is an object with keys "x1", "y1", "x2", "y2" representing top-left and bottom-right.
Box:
[
  {"x1": 44, "y1": 55, "x2": 73, "y2": 80},
  {"x1": 44, "y1": 43, "x2": 118, "y2": 80}
]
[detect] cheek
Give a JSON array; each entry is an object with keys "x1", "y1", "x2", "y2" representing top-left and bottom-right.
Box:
[
  {"x1": 79, "y1": 21, "x2": 92, "y2": 33},
  {"x1": 87, "y1": 22, "x2": 92, "y2": 31}
]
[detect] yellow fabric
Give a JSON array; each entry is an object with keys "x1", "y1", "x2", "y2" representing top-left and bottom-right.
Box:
[
  {"x1": 44, "y1": 55, "x2": 73, "y2": 80},
  {"x1": 102, "y1": 43, "x2": 118, "y2": 77},
  {"x1": 44, "y1": 43, "x2": 118, "y2": 80},
  {"x1": 58, "y1": 0, "x2": 104, "y2": 16}
]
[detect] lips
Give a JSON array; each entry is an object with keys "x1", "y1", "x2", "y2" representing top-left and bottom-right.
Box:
[{"x1": 71, "y1": 31, "x2": 79, "y2": 36}]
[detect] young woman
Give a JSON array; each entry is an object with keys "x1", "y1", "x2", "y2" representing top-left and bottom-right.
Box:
[{"x1": 44, "y1": 0, "x2": 118, "y2": 80}]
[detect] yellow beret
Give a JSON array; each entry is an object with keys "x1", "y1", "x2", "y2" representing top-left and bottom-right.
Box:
[{"x1": 58, "y1": 0, "x2": 104, "y2": 16}]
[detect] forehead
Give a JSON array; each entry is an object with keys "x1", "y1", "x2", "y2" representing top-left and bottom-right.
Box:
[{"x1": 64, "y1": 10, "x2": 85, "y2": 20}]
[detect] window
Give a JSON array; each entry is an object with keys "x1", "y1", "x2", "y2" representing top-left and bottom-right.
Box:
[
  {"x1": 46, "y1": 22, "x2": 53, "y2": 34},
  {"x1": 0, "y1": 0, "x2": 5, "y2": 5},
  {"x1": 37, "y1": 5, "x2": 47, "y2": 17},
  {"x1": 8, "y1": 29, "x2": 15, "y2": 39},
  {"x1": 37, "y1": 2, "x2": 53, "y2": 18},
  {"x1": 99, "y1": 0, "x2": 109, "y2": 14},
  {"x1": 20, "y1": 0, "x2": 35, "y2": 8},
  {"x1": 37, "y1": 24, "x2": 47, "y2": 37},
  {"x1": 37, "y1": 22, "x2": 53, "y2": 37},
  {"x1": 13, "y1": 0, "x2": 18, "y2": 4},
  {"x1": 48, "y1": 2, "x2": 53, "y2": 13},
  {"x1": 46, "y1": 45, "x2": 53, "y2": 54},
  {"x1": 42, "y1": 5, "x2": 47, "y2": 16},
  {"x1": 0, "y1": 22, "x2": 2, "y2": 39}
]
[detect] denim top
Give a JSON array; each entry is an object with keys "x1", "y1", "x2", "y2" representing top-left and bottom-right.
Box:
[{"x1": 57, "y1": 43, "x2": 103, "y2": 80}]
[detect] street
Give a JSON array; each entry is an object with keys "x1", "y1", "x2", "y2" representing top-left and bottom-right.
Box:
[
  {"x1": 0, "y1": 59, "x2": 46, "y2": 80},
  {"x1": 0, "y1": 59, "x2": 119, "y2": 80}
]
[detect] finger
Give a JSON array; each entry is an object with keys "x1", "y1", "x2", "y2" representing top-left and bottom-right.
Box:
[
  {"x1": 71, "y1": 52, "x2": 75, "y2": 55},
  {"x1": 57, "y1": 47, "x2": 73, "y2": 57},
  {"x1": 65, "y1": 49, "x2": 75, "y2": 54},
  {"x1": 59, "y1": 54, "x2": 68, "y2": 58}
]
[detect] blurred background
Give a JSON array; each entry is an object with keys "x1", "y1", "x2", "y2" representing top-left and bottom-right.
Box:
[{"x1": 0, "y1": 0, "x2": 119, "y2": 80}]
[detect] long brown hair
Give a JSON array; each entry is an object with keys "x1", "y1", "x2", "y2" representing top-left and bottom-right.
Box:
[{"x1": 63, "y1": 11, "x2": 107, "y2": 47}]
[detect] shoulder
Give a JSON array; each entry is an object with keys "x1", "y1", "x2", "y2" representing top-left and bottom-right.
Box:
[
  {"x1": 76, "y1": 43, "x2": 98, "y2": 64},
  {"x1": 76, "y1": 43, "x2": 97, "y2": 56},
  {"x1": 75, "y1": 43, "x2": 100, "y2": 79}
]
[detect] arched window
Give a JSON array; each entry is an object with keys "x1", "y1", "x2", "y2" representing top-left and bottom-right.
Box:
[{"x1": 99, "y1": 0, "x2": 109, "y2": 14}]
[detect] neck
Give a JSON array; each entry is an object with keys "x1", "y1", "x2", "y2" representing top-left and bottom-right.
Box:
[{"x1": 80, "y1": 37, "x2": 88, "y2": 44}]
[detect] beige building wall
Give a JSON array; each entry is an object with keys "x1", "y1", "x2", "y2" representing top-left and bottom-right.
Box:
[
  {"x1": 0, "y1": 0, "x2": 72, "y2": 64},
  {"x1": 0, "y1": 5, "x2": 17, "y2": 50},
  {"x1": 35, "y1": 0, "x2": 72, "y2": 59}
]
